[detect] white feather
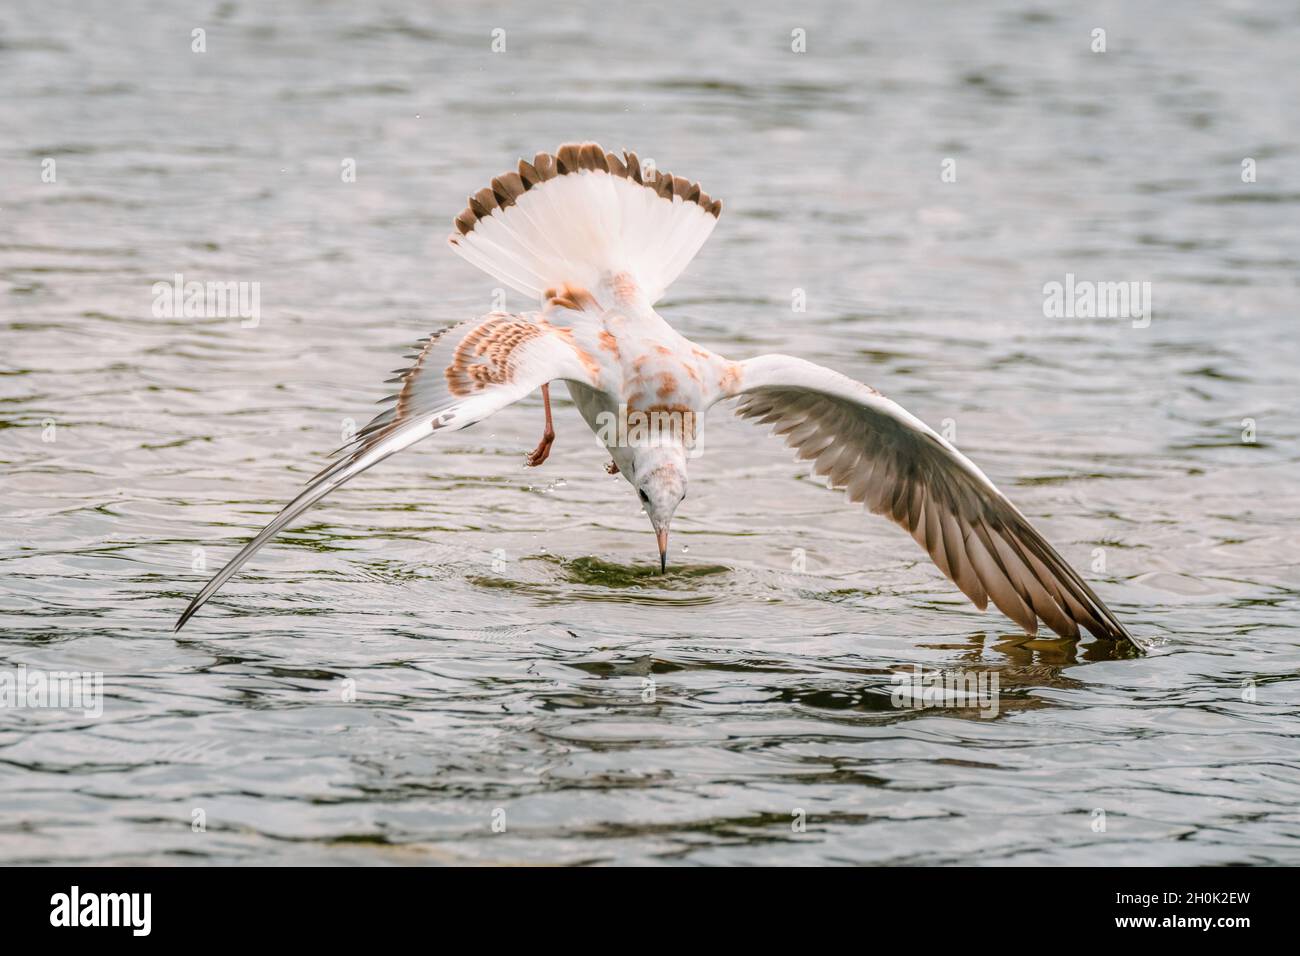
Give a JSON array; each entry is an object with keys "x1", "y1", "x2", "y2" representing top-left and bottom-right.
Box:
[{"x1": 448, "y1": 157, "x2": 720, "y2": 305}]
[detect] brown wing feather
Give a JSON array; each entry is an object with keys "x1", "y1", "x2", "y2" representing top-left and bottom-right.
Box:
[
  {"x1": 734, "y1": 386, "x2": 1141, "y2": 652},
  {"x1": 332, "y1": 311, "x2": 597, "y2": 467}
]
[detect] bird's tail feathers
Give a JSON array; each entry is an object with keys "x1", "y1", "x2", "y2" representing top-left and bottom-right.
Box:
[{"x1": 447, "y1": 142, "x2": 721, "y2": 305}]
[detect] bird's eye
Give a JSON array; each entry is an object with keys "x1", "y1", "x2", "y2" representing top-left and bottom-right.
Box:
[{"x1": 638, "y1": 489, "x2": 649, "y2": 504}]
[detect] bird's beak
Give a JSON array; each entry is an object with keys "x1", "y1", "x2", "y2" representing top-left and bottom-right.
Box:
[{"x1": 656, "y1": 528, "x2": 668, "y2": 574}]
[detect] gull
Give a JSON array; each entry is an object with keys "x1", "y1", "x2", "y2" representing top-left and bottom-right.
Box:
[{"x1": 176, "y1": 142, "x2": 1143, "y2": 654}]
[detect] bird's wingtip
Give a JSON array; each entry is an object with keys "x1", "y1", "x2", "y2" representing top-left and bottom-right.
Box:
[{"x1": 174, "y1": 600, "x2": 200, "y2": 633}]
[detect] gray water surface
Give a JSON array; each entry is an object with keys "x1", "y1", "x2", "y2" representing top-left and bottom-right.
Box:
[{"x1": 2, "y1": 0, "x2": 1299, "y2": 864}]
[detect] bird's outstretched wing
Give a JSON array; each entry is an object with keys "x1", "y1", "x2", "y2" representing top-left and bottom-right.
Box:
[
  {"x1": 175, "y1": 311, "x2": 599, "y2": 631},
  {"x1": 723, "y1": 354, "x2": 1143, "y2": 654}
]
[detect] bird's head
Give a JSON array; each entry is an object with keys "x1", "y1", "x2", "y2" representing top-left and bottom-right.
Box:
[{"x1": 634, "y1": 452, "x2": 687, "y2": 573}]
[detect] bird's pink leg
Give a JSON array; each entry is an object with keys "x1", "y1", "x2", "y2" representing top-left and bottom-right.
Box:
[{"x1": 525, "y1": 384, "x2": 555, "y2": 467}]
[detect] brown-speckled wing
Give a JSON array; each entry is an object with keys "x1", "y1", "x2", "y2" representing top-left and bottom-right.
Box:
[
  {"x1": 176, "y1": 312, "x2": 598, "y2": 631},
  {"x1": 336, "y1": 310, "x2": 601, "y2": 461}
]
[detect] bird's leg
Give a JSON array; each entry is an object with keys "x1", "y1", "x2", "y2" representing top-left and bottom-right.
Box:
[
  {"x1": 605, "y1": 460, "x2": 619, "y2": 475},
  {"x1": 525, "y1": 384, "x2": 555, "y2": 467}
]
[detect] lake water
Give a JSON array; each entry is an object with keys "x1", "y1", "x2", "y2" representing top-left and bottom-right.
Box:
[{"x1": 2, "y1": 0, "x2": 1299, "y2": 864}]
